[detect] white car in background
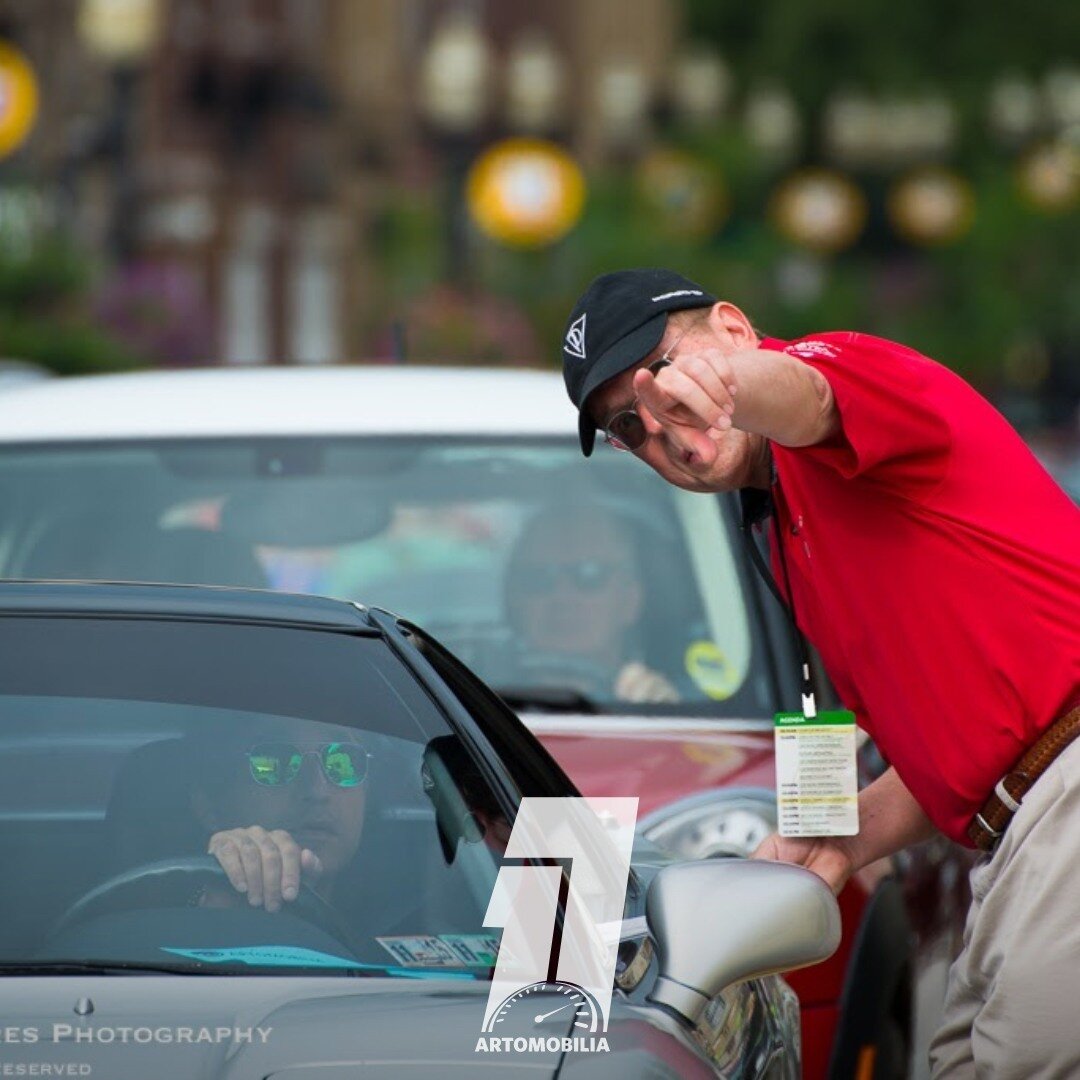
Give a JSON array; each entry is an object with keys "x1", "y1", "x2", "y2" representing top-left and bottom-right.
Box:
[
  {"x1": 0, "y1": 359, "x2": 51, "y2": 392},
  {"x1": 0, "y1": 366, "x2": 969, "y2": 1080}
]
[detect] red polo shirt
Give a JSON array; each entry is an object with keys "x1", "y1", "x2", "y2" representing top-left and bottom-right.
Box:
[{"x1": 763, "y1": 331, "x2": 1080, "y2": 844}]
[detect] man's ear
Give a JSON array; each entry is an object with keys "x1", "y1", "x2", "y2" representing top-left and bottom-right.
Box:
[{"x1": 705, "y1": 301, "x2": 757, "y2": 351}]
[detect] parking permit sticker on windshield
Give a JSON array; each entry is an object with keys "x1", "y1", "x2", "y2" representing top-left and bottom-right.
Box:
[
  {"x1": 377, "y1": 934, "x2": 501, "y2": 968},
  {"x1": 684, "y1": 641, "x2": 739, "y2": 700},
  {"x1": 774, "y1": 710, "x2": 859, "y2": 837},
  {"x1": 161, "y1": 945, "x2": 478, "y2": 980},
  {"x1": 161, "y1": 945, "x2": 365, "y2": 968},
  {"x1": 439, "y1": 934, "x2": 501, "y2": 966}
]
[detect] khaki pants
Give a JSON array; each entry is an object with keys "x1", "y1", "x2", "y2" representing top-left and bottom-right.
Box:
[{"x1": 930, "y1": 736, "x2": 1080, "y2": 1078}]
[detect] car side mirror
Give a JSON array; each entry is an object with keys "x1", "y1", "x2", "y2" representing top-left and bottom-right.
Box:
[{"x1": 645, "y1": 859, "x2": 841, "y2": 1024}]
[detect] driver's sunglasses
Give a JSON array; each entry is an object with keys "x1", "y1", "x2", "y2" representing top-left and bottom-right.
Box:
[
  {"x1": 247, "y1": 741, "x2": 369, "y2": 788},
  {"x1": 517, "y1": 559, "x2": 625, "y2": 595},
  {"x1": 602, "y1": 316, "x2": 704, "y2": 452}
]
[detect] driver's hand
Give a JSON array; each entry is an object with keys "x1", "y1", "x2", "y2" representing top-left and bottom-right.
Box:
[
  {"x1": 614, "y1": 662, "x2": 680, "y2": 704},
  {"x1": 207, "y1": 826, "x2": 323, "y2": 913}
]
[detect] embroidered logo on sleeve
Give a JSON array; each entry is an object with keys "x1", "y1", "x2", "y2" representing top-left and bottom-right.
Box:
[
  {"x1": 564, "y1": 313, "x2": 587, "y2": 359},
  {"x1": 784, "y1": 340, "x2": 840, "y2": 359}
]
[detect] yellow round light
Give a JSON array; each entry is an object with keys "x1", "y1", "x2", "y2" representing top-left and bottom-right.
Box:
[
  {"x1": 466, "y1": 138, "x2": 586, "y2": 248},
  {"x1": 636, "y1": 148, "x2": 728, "y2": 239},
  {"x1": 1016, "y1": 142, "x2": 1080, "y2": 213},
  {"x1": 769, "y1": 169, "x2": 867, "y2": 254},
  {"x1": 887, "y1": 168, "x2": 975, "y2": 246},
  {"x1": 0, "y1": 42, "x2": 39, "y2": 160}
]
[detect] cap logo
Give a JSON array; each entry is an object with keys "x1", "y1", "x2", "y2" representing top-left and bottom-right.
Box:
[
  {"x1": 564, "y1": 313, "x2": 587, "y2": 359},
  {"x1": 651, "y1": 289, "x2": 704, "y2": 302}
]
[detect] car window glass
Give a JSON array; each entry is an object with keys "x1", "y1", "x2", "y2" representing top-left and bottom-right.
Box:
[
  {"x1": 0, "y1": 439, "x2": 770, "y2": 716},
  {"x1": 0, "y1": 616, "x2": 507, "y2": 976}
]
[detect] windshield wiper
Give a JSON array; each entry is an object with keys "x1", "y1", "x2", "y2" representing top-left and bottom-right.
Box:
[
  {"x1": 0, "y1": 959, "x2": 217, "y2": 976},
  {"x1": 0, "y1": 959, "x2": 430, "y2": 978},
  {"x1": 493, "y1": 686, "x2": 600, "y2": 714}
]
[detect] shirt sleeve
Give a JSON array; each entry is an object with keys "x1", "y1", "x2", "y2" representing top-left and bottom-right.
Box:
[{"x1": 773, "y1": 331, "x2": 953, "y2": 493}]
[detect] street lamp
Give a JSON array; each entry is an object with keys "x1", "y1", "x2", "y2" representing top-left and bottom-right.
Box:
[
  {"x1": 419, "y1": 9, "x2": 493, "y2": 136},
  {"x1": 769, "y1": 169, "x2": 867, "y2": 254},
  {"x1": 887, "y1": 167, "x2": 975, "y2": 246},
  {"x1": 595, "y1": 56, "x2": 650, "y2": 155},
  {"x1": 669, "y1": 46, "x2": 731, "y2": 129},
  {"x1": 78, "y1": 0, "x2": 161, "y2": 262},
  {"x1": 986, "y1": 76, "x2": 1043, "y2": 146},
  {"x1": 504, "y1": 29, "x2": 565, "y2": 135},
  {"x1": 418, "y1": 8, "x2": 494, "y2": 284},
  {"x1": 1045, "y1": 67, "x2": 1080, "y2": 130},
  {"x1": 823, "y1": 91, "x2": 880, "y2": 168},
  {"x1": 78, "y1": 0, "x2": 160, "y2": 65},
  {"x1": 744, "y1": 85, "x2": 801, "y2": 163}
]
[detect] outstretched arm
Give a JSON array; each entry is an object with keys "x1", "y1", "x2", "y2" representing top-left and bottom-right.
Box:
[
  {"x1": 635, "y1": 346, "x2": 839, "y2": 449},
  {"x1": 728, "y1": 348, "x2": 839, "y2": 447},
  {"x1": 623, "y1": 345, "x2": 841, "y2": 492}
]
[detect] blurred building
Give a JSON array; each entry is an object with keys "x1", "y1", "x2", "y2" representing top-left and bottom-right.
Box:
[{"x1": 0, "y1": 0, "x2": 679, "y2": 366}]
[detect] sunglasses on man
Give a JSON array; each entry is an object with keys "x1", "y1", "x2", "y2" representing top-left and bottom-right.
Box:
[
  {"x1": 515, "y1": 559, "x2": 629, "y2": 595},
  {"x1": 247, "y1": 741, "x2": 370, "y2": 788},
  {"x1": 601, "y1": 314, "x2": 710, "y2": 452},
  {"x1": 602, "y1": 358, "x2": 672, "y2": 452}
]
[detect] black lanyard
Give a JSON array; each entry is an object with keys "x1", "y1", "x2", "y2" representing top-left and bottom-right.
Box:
[{"x1": 739, "y1": 476, "x2": 817, "y2": 713}]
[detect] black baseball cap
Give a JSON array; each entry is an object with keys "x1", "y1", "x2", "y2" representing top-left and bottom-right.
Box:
[{"x1": 561, "y1": 269, "x2": 716, "y2": 456}]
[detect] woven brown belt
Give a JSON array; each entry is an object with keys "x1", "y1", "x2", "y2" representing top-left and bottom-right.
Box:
[{"x1": 967, "y1": 703, "x2": 1080, "y2": 852}]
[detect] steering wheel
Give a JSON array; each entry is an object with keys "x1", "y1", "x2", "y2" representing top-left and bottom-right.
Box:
[
  {"x1": 47, "y1": 855, "x2": 359, "y2": 954},
  {"x1": 513, "y1": 651, "x2": 616, "y2": 699}
]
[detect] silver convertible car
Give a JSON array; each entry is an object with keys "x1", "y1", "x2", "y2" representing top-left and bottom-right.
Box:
[{"x1": 0, "y1": 581, "x2": 838, "y2": 1079}]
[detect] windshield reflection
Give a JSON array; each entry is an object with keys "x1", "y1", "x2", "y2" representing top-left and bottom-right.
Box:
[
  {"x1": 0, "y1": 438, "x2": 769, "y2": 716},
  {"x1": 0, "y1": 617, "x2": 505, "y2": 975}
]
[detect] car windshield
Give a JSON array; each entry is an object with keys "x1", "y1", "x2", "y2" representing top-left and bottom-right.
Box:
[
  {"x1": 0, "y1": 613, "x2": 507, "y2": 976},
  {"x1": 0, "y1": 437, "x2": 769, "y2": 716}
]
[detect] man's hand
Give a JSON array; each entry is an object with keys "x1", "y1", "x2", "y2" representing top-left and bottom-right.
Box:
[
  {"x1": 625, "y1": 362, "x2": 758, "y2": 493},
  {"x1": 207, "y1": 826, "x2": 322, "y2": 912},
  {"x1": 635, "y1": 348, "x2": 738, "y2": 441},
  {"x1": 751, "y1": 767, "x2": 940, "y2": 897},
  {"x1": 751, "y1": 833, "x2": 857, "y2": 896},
  {"x1": 614, "y1": 661, "x2": 680, "y2": 704},
  {"x1": 629, "y1": 347, "x2": 838, "y2": 493}
]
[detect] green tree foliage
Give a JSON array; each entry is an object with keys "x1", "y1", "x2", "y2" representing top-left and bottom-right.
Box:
[
  {"x1": 686, "y1": 0, "x2": 1078, "y2": 103},
  {"x1": 0, "y1": 236, "x2": 141, "y2": 376}
]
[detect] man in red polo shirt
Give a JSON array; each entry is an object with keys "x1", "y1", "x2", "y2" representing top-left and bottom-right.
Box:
[{"x1": 561, "y1": 269, "x2": 1080, "y2": 1077}]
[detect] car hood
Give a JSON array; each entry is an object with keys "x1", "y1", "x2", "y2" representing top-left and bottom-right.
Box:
[
  {"x1": 524, "y1": 713, "x2": 775, "y2": 817},
  {"x1": 0, "y1": 977, "x2": 712, "y2": 1078},
  {"x1": 0, "y1": 977, "x2": 558, "y2": 1078}
]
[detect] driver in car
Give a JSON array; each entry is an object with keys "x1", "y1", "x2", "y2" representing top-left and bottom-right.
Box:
[
  {"x1": 504, "y1": 502, "x2": 680, "y2": 704},
  {"x1": 189, "y1": 718, "x2": 368, "y2": 913}
]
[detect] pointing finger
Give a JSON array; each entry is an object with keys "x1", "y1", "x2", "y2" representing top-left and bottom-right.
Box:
[{"x1": 634, "y1": 365, "x2": 731, "y2": 432}]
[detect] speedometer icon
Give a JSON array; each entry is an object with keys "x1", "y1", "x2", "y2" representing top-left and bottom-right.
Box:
[{"x1": 485, "y1": 981, "x2": 603, "y2": 1033}]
